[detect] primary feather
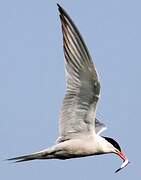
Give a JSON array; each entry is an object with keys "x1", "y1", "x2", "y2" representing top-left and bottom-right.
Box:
[{"x1": 58, "y1": 4, "x2": 101, "y2": 142}]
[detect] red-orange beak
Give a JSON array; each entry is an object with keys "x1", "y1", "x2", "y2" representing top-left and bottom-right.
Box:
[
  {"x1": 117, "y1": 151, "x2": 128, "y2": 161},
  {"x1": 115, "y1": 151, "x2": 130, "y2": 173}
]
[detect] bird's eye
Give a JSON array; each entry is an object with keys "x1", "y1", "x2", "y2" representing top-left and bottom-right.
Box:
[{"x1": 103, "y1": 137, "x2": 121, "y2": 152}]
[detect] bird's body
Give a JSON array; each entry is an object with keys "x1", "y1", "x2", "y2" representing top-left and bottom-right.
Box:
[
  {"x1": 8, "y1": 4, "x2": 129, "y2": 172},
  {"x1": 10, "y1": 135, "x2": 112, "y2": 162}
]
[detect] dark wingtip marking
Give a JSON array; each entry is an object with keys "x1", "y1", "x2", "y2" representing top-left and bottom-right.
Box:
[
  {"x1": 57, "y1": 3, "x2": 71, "y2": 22},
  {"x1": 57, "y1": 3, "x2": 61, "y2": 9},
  {"x1": 57, "y1": 3, "x2": 64, "y2": 14}
]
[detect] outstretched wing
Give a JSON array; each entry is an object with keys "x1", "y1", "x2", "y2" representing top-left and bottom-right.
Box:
[{"x1": 58, "y1": 4, "x2": 101, "y2": 141}]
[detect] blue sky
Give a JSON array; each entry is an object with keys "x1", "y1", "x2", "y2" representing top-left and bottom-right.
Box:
[{"x1": 1, "y1": 0, "x2": 140, "y2": 179}]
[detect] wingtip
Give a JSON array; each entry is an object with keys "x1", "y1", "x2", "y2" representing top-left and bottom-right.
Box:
[
  {"x1": 57, "y1": 3, "x2": 60, "y2": 8},
  {"x1": 57, "y1": 3, "x2": 67, "y2": 17},
  {"x1": 57, "y1": 3, "x2": 62, "y2": 12}
]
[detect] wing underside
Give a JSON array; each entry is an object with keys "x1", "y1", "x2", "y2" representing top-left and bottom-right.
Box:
[{"x1": 58, "y1": 5, "x2": 101, "y2": 141}]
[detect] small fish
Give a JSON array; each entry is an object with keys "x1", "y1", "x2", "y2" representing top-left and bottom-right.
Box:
[{"x1": 115, "y1": 159, "x2": 130, "y2": 173}]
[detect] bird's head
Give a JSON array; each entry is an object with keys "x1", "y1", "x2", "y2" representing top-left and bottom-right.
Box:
[
  {"x1": 103, "y1": 137, "x2": 126, "y2": 160},
  {"x1": 102, "y1": 136, "x2": 129, "y2": 172}
]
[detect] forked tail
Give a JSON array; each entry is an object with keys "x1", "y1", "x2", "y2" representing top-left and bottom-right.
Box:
[{"x1": 7, "y1": 148, "x2": 55, "y2": 163}]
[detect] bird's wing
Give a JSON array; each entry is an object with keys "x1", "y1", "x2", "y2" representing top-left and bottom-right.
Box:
[
  {"x1": 95, "y1": 118, "x2": 107, "y2": 135},
  {"x1": 56, "y1": 118, "x2": 107, "y2": 143},
  {"x1": 57, "y1": 4, "x2": 101, "y2": 141}
]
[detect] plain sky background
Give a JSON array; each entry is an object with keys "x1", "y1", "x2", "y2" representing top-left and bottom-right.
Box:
[{"x1": 0, "y1": 0, "x2": 140, "y2": 179}]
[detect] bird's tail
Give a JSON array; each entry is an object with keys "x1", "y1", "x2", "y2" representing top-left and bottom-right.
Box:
[{"x1": 7, "y1": 148, "x2": 55, "y2": 163}]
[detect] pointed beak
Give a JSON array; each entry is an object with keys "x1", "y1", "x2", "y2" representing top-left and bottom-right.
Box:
[
  {"x1": 115, "y1": 151, "x2": 130, "y2": 173},
  {"x1": 117, "y1": 151, "x2": 127, "y2": 161}
]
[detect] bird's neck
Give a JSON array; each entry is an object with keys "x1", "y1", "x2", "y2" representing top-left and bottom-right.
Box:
[{"x1": 95, "y1": 135, "x2": 113, "y2": 154}]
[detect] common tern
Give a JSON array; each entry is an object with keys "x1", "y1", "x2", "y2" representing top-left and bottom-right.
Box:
[{"x1": 8, "y1": 4, "x2": 129, "y2": 173}]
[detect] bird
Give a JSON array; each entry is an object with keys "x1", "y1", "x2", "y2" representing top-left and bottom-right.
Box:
[{"x1": 7, "y1": 4, "x2": 129, "y2": 173}]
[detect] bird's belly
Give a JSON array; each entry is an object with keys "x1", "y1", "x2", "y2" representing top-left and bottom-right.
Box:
[{"x1": 54, "y1": 138, "x2": 97, "y2": 159}]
